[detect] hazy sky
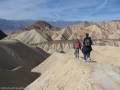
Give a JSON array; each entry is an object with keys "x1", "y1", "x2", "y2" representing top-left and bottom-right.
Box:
[{"x1": 0, "y1": 0, "x2": 120, "y2": 21}]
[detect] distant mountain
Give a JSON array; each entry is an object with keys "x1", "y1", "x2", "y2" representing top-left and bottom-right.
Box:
[
  {"x1": 0, "y1": 18, "x2": 83, "y2": 32},
  {"x1": 26, "y1": 21, "x2": 55, "y2": 31},
  {"x1": 5, "y1": 19, "x2": 120, "y2": 47},
  {"x1": 5, "y1": 20, "x2": 57, "y2": 44},
  {"x1": 0, "y1": 18, "x2": 35, "y2": 32},
  {"x1": 49, "y1": 21, "x2": 82, "y2": 27}
]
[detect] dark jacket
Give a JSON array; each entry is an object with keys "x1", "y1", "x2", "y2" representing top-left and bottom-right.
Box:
[
  {"x1": 82, "y1": 37, "x2": 93, "y2": 54},
  {"x1": 83, "y1": 37, "x2": 93, "y2": 47}
]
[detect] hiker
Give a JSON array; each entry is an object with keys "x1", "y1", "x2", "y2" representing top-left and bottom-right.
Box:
[
  {"x1": 73, "y1": 39, "x2": 81, "y2": 59},
  {"x1": 82, "y1": 33, "x2": 93, "y2": 61}
]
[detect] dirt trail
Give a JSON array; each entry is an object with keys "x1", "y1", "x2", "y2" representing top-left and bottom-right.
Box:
[
  {"x1": 93, "y1": 64, "x2": 120, "y2": 90},
  {"x1": 25, "y1": 46, "x2": 120, "y2": 90}
]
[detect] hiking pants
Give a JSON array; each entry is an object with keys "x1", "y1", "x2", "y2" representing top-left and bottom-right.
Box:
[
  {"x1": 74, "y1": 48, "x2": 80, "y2": 58},
  {"x1": 84, "y1": 52, "x2": 90, "y2": 60},
  {"x1": 82, "y1": 46, "x2": 92, "y2": 60}
]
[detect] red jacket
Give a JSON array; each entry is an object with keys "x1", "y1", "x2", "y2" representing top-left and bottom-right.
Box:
[{"x1": 73, "y1": 41, "x2": 81, "y2": 49}]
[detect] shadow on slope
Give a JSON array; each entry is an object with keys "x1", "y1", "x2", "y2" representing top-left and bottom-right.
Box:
[
  {"x1": 0, "y1": 40, "x2": 50, "y2": 89},
  {"x1": 0, "y1": 70, "x2": 40, "y2": 90},
  {"x1": 0, "y1": 30, "x2": 7, "y2": 40},
  {"x1": 0, "y1": 40, "x2": 50, "y2": 70}
]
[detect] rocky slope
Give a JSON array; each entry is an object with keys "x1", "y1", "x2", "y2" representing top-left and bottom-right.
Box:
[
  {"x1": 1, "y1": 20, "x2": 120, "y2": 90},
  {"x1": 0, "y1": 30, "x2": 7, "y2": 40},
  {"x1": 6, "y1": 29, "x2": 52, "y2": 44},
  {"x1": 0, "y1": 40, "x2": 50, "y2": 88},
  {"x1": 24, "y1": 20, "x2": 60, "y2": 31},
  {"x1": 69, "y1": 20, "x2": 120, "y2": 40},
  {"x1": 54, "y1": 20, "x2": 120, "y2": 46},
  {"x1": 55, "y1": 27, "x2": 72, "y2": 40},
  {"x1": 5, "y1": 21, "x2": 61, "y2": 44},
  {"x1": 5, "y1": 20, "x2": 120, "y2": 47},
  {"x1": 25, "y1": 46, "x2": 120, "y2": 90},
  {"x1": 0, "y1": 40, "x2": 49, "y2": 70}
]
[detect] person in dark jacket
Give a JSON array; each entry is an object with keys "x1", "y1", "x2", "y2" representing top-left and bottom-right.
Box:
[
  {"x1": 82, "y1": 33, "x2": 93, "y2": 61},
  {"x1": 73, "y1": 39, "x2": 81, "y2": 59}
]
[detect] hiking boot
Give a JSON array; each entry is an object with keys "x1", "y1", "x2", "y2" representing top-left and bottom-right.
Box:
[{"x1": 87, "y1": 57, "x2": 91, "y2": 61}]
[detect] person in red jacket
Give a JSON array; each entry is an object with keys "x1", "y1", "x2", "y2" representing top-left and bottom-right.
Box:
[{"x1": 73, "y1": 39, "x2": 81, "y2": 59}]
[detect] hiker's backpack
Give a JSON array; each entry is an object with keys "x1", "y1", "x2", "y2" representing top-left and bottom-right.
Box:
[{"x1": 84, "y1": 38, "x2": 92, "y2": 47}]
